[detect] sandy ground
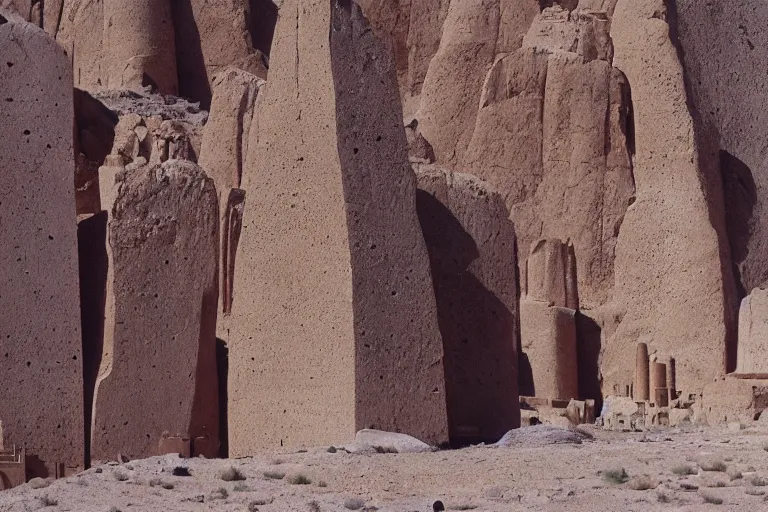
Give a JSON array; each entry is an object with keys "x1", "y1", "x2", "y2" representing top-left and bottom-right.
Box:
[{"x1": 3, "y1": 424, "x2": 768, "y2": 511}]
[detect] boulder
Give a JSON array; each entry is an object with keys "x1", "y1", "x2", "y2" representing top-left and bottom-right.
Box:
[
  {"x1": 91, "y1": 160, "x2": 219, "y2": 461},
  {"x1": 494, "y1": 425, "x2": 593, "y2": 447},
  {"x1": 0, "y1": 13, "x2": 85, "y2": 475},
  {"x1": 226, "y1": 0, "x2": 448, "y2": 454},
  {"x1": 345, "y1": 429, "x2": 435, "y2": 454},
  {"x1": 415, "y1": 167, "x2": 519, "y2": 444}
]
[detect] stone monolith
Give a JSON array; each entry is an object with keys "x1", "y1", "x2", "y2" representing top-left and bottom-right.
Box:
[
  {"x1": 227, "y1": 0, "x2": 448, "y2": 454},
  {"x1": 91, "y1": 159, "x2": 219, "y2": 461},
  {"x1": 102, "y1": 0, "x2": 178, "y2": 94},
  {"x1": 415, "y1": 166, "x2": 519, "y2": 444},
  {"x1": 634, "y1": 343, "x2": 649, "y2": 401},
  {"x1": 0, "y1": 12, "x2": 85, "y2": 475},
  {"x1": 736, "y1": 288, "x2": 768, "y2": 374}
]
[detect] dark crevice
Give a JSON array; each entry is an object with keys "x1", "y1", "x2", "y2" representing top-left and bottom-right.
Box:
[{"x1": 248, "y1": 0, "x2": 278, "y2": 56}]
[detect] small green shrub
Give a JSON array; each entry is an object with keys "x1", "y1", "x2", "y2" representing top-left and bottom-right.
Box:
[{"x1": 289, "y1": 474, "x2": 312, "y2": 485}]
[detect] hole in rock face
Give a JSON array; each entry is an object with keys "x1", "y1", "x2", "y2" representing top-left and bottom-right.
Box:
[
  {"x1": 0, "y1": 14, "x2": 7, "y2": 25},
  {"x1": 248, "y1": 0, "x2": 278, "y2": 56}
]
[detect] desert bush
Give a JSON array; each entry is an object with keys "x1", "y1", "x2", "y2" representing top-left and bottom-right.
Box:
[
  {"x1": 289, "y1": 474, "x2": 312, "y2": 485},
  {"x1": 700, "y1": 460, "x2": 727, "y2": 472},
  {"x1": 672, "y1": 465, "x2": 697, "y2": 476},
  {"x1": 344, "y1": 498, "x2": 365, "y2": 510},
  {"x1": 701, "y1": 493, "x2": 723, "y2": 505},
  {"x1": 263, "y1": 471, "x2": 285, "y2": 480},
  {"x1": 602, "y1": 468, "x2": 629, "y2": 485},
  {"x1": 220, "y1": 466, "x2": 246, "y2": 482}
]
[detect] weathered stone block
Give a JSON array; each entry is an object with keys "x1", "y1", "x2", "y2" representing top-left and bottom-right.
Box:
[
  {"x1": 91, "y1": 160, "x2": 219, "y2": 461},
  {"x1": 701, "y1": 376, "x2": 768, "y2": 425},
  {"x1": 0, "y1": 13, "x2": 85, "y2": 475},
  {"x1": 415, "y1": 166, "x2": 519, "y2": 444},
  {"x1": 520, "y1": 300, "x2": 578, "y2": 400},
  {"x1": 227, "y1": 0, "x2": 448, "y2": 454}
]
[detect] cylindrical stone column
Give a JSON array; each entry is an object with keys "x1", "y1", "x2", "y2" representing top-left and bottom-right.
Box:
[
  {"x1": 634, "y1": 343, "x2": 649, "y2": 401},
  {"x1": 667, "y1": 357, "x2": 676, "y2": 402},
  {"x1": 651, "y1": 362, "x2": 666, "y2": 404},
  {"x1": 103, "y1": 0, "x2": 178, "y2": 94}
]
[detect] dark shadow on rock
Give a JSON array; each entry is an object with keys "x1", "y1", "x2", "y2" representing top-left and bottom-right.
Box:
[
  {"x1": 216, "y1": 338, "x2": 229, "y2": 458},
  {"x1": 248, "y1": 0, "x2": 278, "y2": 56},
  {"x1": 416, "y1": 190, "x2": 519, "y2": 447},
  {"x1": 77, "y1": 212, "x2": 108, "y2": 468},
  {"x1": 720, "y1": 149, "x2": 757, "y2": 299},
  {"x1": 518, "y1": 351, "x2": 535, "y2": 398},
  {"x1": 24, "y1": 455, "x2": 48, "y2": 480},
  {"x1": 576, "y1": 311, "x2": 602, "y2": 412},
  {"x1": 171, "y1": 0, "x2": 211, "y2": 108}
]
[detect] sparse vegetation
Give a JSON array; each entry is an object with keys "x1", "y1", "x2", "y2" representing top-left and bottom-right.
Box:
[
  {"x1": 751, "y1": 476, "x2": 768, "y2": 487},
  {"x1": 657, "y1": 491, "x2": 670, "y2": 503},
  {"x1": 289, "y1": 474, "x2": 312, "y2": 485},
  {"x1": 713, "y1": 481, "x2": 727, "y2": 488},
  {"x1": 272, "y1": 458, "x2": 284, "y2": 465},
  {"x1": 745, "y1": 488, "x2": 765, "y2": 496},
  {"x1": 672, "y1": 465, "x2": 697, "y2": 476},
  {"x1": 149, "y1": 478, "x2": 162, "y2": 487},
  {"x1": 448, "y1": 505, "x2": 478, "y2": 511},
  {"x1": 248, "y1": 502, "x2": 262, "y2": 512},
  {"x1": 113, "y1": 471, "x2": 129, "y2": 482},
  {"x1": 701, "y1": 493, "x2": 723, "y2": 505},
  {"x1": 211, "y1": 487, "x2": 228, "y2": 500},
  {"x1": 602, "y1": 468, "x2": 629, "y2": 485},
  {"x1": 700, "y1": 460, "x2": 727, "y2": 472},
  {"x1": 344, "y1": 498, "x2": 365, "y2": 510},
  {"x1": 263, "y1": 471, "x2": 285, "y2": 480},
  {"x1": 308, "y1": 501, "x2": 321, "y2": 512},
  {"x1": 317, "y1": 481, "x2": 327, "y2": 487},
  {"x1": 233, "y1": 483, "x2": 249, "y2": 492},
  {"x1": 39, "y1": 495, "x2": 57, "y2": 507},
  {"x1": 728, "y1": 469, "x2": 743, "y2": 481},
  {"x1": 680, "y1": 482, "x2": 699, "y2": 491},
  {"x1": 108, "y1": 508, "x2": 122, "y2": 512},
  {"x1": 327, "y1": 446, "x2": 337, "y2": 453},
  {"x1": 249, "y1": 497, "x2": 273, "y2": 506},
  {"x1": 220, "y1": 466, "x2": 247, "y2": 482},
  {"x1": 628, "y1": 475, "x2": 655, "y2": 491}
]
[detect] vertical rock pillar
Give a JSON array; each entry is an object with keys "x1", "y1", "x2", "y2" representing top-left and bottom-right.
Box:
[
  {"x1": 0, "y1": 14, "x2": 85, "y2": 475},
  {"x1": 519, "y1": 239, "x2": 579, "y2": 400},
  {"x1": 651, "y1": 362, "x2": 667, "y2": 406},
  {"x1": 103, "y1": 0, "x2": 178, "y2": 94},
  {"x1": 227, "y1": 0, "x2": 448, "y2": 454},
  {"x1": 634, "y1": 343, "x2": 649, "y2": 401}
]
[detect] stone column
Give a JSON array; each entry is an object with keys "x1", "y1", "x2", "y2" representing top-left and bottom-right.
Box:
[
  {"x1": 634, "y1": 343, "x2": 649, "y2": 401},
  {"x1": 651, "y1": 362, "x2": 667, "y2": 405},
  {"x1": 667, "y1": 357, "x2": 677, "y2": 401},
  {"x1": 103, "y1": 0, "x2": 178, "y2": 94}
]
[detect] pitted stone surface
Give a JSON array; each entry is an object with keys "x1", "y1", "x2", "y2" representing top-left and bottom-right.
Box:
[{"x1": 0, "y1": 14, "x2": 85, "y2": 473}]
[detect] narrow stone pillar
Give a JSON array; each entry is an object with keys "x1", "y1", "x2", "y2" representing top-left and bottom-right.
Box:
[
  {"x1": 651, "y1": 362, "x2": 667, "y2": 404},
  {"x1": 634, "y1": 343, "x2": 649, "y2": 401},
  {"x1": 667, "y1": 357, "x2": 676, "y2": 402},
  {"x1": 103, "y1": 0, "x2": 178, "y2": 94}
]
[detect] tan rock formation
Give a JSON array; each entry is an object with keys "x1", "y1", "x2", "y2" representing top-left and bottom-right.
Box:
[
  {"x1": 172, "y1": 0, "x2": 269, "y2": 107},
  {"x1": 415, "y1": 166, "x2": 519, "y2": 444},
  {"x1": 198, "y1": 67, "x2": 264, "y2": 331},
  {"x1": 523, "y1": 239, "x2": 578, "y2": 309},
  {"x1": 56, "y1": 0, "x2": 105, "y2": 91},
  {"x1": 519, "y1": 301, "x2": 578, "y2": 401},
  {"x1": 634, "y1": 343, "x2": 649, "y2": 401},
  {"x1": 227, "y1": 0, "x2": 448, "y2": 454},
  {"x1": 0, "y1": 13, "x2": 85, "y2": 474},
  {"x1": 102, "y1": 0, "x2": 178, "y2": 94},
  {"x1": 701, "y1": 376, "x2": 768, "y2": 425},
  {"x1": 418, "y1": 0, "x2": 539, "y2": 166},
  {"x1": 91, "y1": 160, "x2": 219, "y2": 461},
  {"x1": 606, "y1": 0, "x2": 735, "y2": 395},
  {"x1": 736, "y1": 289, "x2": 768, "y2": 374}
]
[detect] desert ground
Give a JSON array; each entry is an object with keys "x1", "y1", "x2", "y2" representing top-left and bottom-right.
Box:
[{"x1": 2, "y1": 425, "x2": 768, "y2": 511}]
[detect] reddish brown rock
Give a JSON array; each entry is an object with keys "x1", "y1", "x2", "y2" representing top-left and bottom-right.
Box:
[
  {"x1": 227, "y1": 0, "x2": 448, "y2": 454},
  {"x1": 415, "y1": 166, "x2": 519, "y2": 444},
  {"x1": 0, "y1": 13, "x2": 85, "y2": 475},
  {"x1": 91, "y1": 160, "x2": 219, "y2": 461}
]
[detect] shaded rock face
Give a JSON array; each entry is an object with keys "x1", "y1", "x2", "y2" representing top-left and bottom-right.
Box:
[
  {"x1": 0, "y1": 13, "x2": 85, "y2": 474},
  {"x1": 673, "y1": 1, "x2": 768, "y2": 298},
  {"x1": 227, "y1": 0, "x2": 447, "y2": 454},
  {"x1": 91, "y1": 160, "x2": 219, "y2": 461},
  {"x1": 416, "y1": 167, "x2": 519, "y2": 445}
]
